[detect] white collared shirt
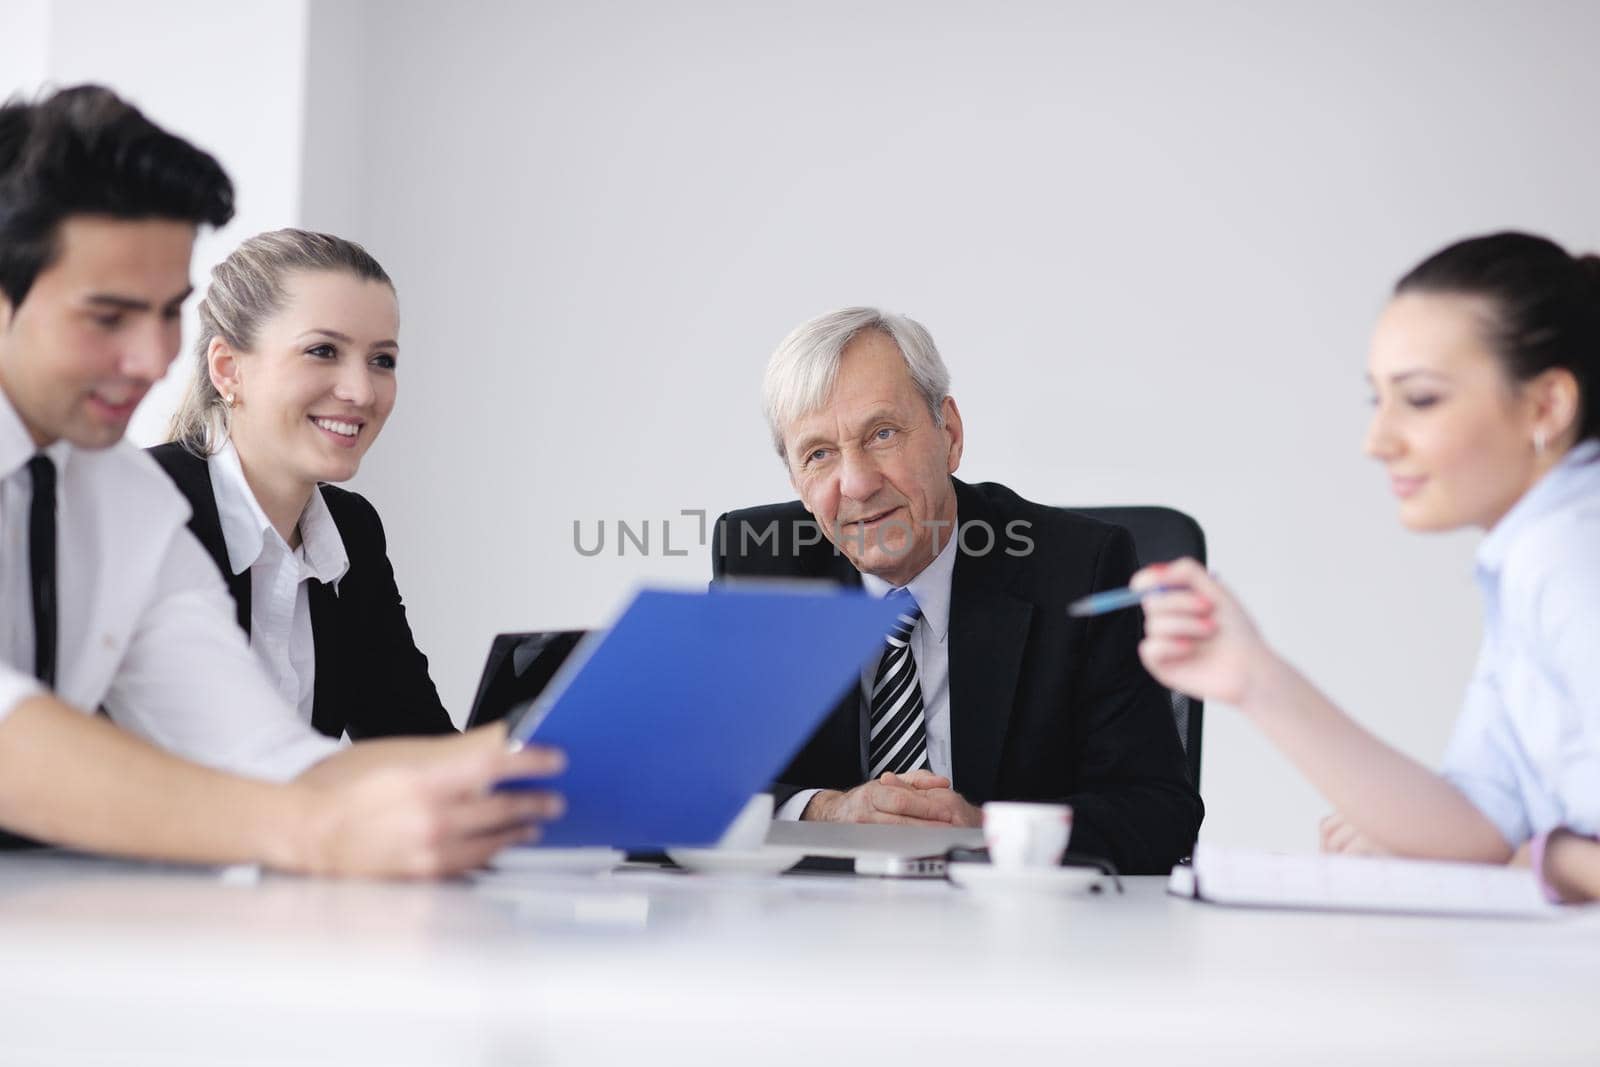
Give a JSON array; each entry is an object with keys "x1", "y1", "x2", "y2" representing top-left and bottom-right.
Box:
[
  {"x1": 0, "y1": 388, "x2": 341, "y2": 781},
  {"x1": 208, "y1": 439, "x2": 349, "y2": 728},
  {"x1": 777, "y1": 528, "x2": 959, "y2": 820},
  {"x1": 1441, "y1": 439, "x2": 1600, "y2": 845}
]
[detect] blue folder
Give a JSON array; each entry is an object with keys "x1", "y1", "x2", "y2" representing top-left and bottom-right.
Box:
[{"x1": 502, "y1": 584, "x2": 905, "y2": 849}]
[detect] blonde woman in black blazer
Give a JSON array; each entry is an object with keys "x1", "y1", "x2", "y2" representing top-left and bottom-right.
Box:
[{"x1": 152, "y1": 229, "x2": 453, "y2": 741}]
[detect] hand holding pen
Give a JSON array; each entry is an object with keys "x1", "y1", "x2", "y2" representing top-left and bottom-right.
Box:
[
  {"x1": 1073, "y1": 557, "x2": 1273, "y2": 709},
  {"x1": 1065, "y1": 559, "x2": 1201, "y2": 619}
]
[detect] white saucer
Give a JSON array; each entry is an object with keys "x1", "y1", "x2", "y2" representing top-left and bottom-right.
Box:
[
  {"x1": 490, "y1": 847, "x2": 626, "y2": 875},
  {"x1": 666, "y1": 847, "x2": 807, "y2": 875},
  {"x1": 947, "y1": 861, "x2": 1105, "y2": 895}
]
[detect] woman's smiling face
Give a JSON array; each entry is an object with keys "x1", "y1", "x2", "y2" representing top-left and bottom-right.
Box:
[
  {"x1": 1364, "y1": 291, "x2": 1549, "y2": 532},
  {"x1": 218, "y1": 269, "x2": 400, "y2": 489}
]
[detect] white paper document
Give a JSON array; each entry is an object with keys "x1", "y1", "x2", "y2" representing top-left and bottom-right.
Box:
[{"x1": 1169, "y1": 843, "x2": 1562, "y2": 919}]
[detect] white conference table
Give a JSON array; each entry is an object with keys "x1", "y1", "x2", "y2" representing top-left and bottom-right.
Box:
[{"x1": 1, "y1": 849, "x2": 1596, "y2": 1066}]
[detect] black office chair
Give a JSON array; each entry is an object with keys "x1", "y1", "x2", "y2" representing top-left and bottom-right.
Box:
[{"x1": 1067, "y1": 505, "x2": 1205, "y2": 790}]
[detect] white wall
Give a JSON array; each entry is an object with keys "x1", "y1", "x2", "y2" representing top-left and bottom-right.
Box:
[
  {"x1": 0, "y1": 0, "x2": 51, "y2": 94},
  {"x1": 16, "y1": 1, "x2": 1600, "y2": 852},
  {"x1": 314, "y1": 0, "x2": 1600, "y2": 851}
]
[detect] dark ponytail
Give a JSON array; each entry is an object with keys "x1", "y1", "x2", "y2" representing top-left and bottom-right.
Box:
[{"x1": 1396, "y1": 232, "x2": 1600, "y2": 446}]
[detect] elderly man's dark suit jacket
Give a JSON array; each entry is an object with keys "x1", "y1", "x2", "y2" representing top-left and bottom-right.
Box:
[
  {"x1": 148, "y1": 443, "x2": 456, "y2": 742},
  {"x1": 713, "y1": 478, "x2": 1203, "y2": 874}
]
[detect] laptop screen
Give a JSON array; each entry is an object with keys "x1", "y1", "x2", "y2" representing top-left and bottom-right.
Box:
[{"x1": 464, "y1": 630, "x2": 587, "y2": 730}]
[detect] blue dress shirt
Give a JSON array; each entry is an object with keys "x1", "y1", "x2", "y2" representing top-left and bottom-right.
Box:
[{"x1": 1442, "y1": 439, "x2": 1600, "y2": 846}]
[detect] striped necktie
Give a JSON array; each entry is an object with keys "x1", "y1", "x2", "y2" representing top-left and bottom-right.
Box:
[{"x1": 868, "y1": 590, "x2": 929, "y2": 778}]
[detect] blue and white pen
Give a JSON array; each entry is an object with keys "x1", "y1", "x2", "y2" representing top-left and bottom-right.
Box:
[{"x1": 1067, "y1": 584, "x2": 1183, "y2": 618}]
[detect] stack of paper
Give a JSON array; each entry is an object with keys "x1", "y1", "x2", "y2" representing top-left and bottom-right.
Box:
[{"x1": 1169, "y1": 843, "x2": 1561, "y2": 919}]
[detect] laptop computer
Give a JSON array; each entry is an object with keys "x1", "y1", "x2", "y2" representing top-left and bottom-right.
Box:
[
  {"x1": 765, "y1": 821, "x2": 987, "y2": 876},
  {"x1": 464, "y1": 630, "x2": 587, "y2": 731}
]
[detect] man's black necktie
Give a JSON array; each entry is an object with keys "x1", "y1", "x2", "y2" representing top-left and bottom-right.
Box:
[
  {"x1": 27, "y1": 454, "x2": 57, "y2": 688},
  {"x1": 0, "y1": 456, "x2": 58, "y2": 851}
]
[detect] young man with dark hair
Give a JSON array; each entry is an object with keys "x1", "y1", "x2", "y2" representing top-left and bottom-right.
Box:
[{"x1": 0, "y1": 85, "x2": 564, "y2": 877}]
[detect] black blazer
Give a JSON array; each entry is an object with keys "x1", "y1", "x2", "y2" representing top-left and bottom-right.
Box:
[
  {"x1": 713, "y1": 479, "x2": 1203, "y2": 874},
  {"x1": 149, "y1": 443, "x2": 456, "y2": 741}
]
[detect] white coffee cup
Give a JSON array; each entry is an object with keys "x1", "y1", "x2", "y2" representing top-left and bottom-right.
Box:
[
  {"x1": 982, "y1": 801, "x2": 1073, "y2": 869},
  {"x1": 717, "y1": 793, "x2": 776, "y2": 850}
]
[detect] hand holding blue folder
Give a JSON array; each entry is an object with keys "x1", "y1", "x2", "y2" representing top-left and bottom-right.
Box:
[{"x1": 500, "y1": 585, "x2": 905, "y2": 849}]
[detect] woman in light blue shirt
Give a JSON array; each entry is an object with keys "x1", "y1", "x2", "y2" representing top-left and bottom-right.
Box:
[{"x1": 1136, "y1": 232, "x2": 1600, "y2": 902}]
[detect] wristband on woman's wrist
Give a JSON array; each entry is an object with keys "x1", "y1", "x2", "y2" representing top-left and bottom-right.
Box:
[{"x1": 1531, "y1": 829, "x2": 1599, "y2": 904}]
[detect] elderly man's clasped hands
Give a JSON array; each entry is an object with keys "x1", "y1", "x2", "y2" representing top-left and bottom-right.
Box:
[{"x1": 802, "y1": 770, "x2": 984, "y2": 827}]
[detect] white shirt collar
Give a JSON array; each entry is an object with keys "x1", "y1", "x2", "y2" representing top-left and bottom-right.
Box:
[
  {"x1": 208, "y1": 438, "x2": 349, "y2": 589},
  {"x1": 1477, "y1": 439, "x2": 1600, "y2": 577},
  {"x1": 0, "y1": 386, "x2": 72, "y2": 482},
  {"x1": 859, "y1": 521, "x2": 958, "y2": 643}
]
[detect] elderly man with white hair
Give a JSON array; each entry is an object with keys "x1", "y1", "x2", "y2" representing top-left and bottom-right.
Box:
[{"x1": 712, "y1": 307, "x2": 1202, "y2": 874}]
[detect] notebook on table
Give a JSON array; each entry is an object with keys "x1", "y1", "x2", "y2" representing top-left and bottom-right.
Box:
[{"x1": 1169, "y1": 844, "x2": 1563, "y2": 919}]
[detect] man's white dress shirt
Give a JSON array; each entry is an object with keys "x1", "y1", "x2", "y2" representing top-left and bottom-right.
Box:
[
  {"x1": 776, "y1": 530, "x2": 959, "y2": 820},
  {"x1": 208, "y1": 439, "x2": 349, "y2": 728},
  {"x1": 0, "y1": 389, "x2": 340, "y2": 780}
]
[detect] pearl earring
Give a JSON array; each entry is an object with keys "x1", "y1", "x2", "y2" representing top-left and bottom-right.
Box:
[{"x1": 224, "y1": 392, "x2": 236, "y2": 409}]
